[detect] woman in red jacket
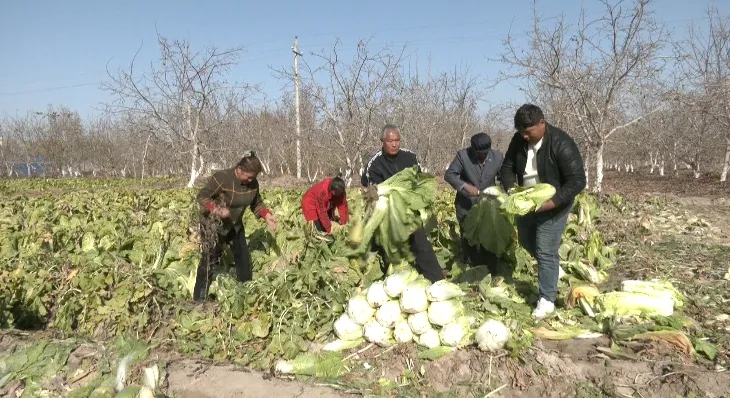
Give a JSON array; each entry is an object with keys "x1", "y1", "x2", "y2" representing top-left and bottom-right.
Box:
[{"x1": 301, "y1": 176, "x2": 350, "y2": 233}]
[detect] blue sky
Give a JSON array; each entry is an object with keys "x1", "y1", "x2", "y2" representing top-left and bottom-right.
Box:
[{"x1": 1, "y1": 0, "x2": 726, "y2": 119}]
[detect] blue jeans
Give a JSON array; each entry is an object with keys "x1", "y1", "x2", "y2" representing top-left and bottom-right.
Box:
[{"x1": 516, "y1": 210, "x2": 570, "y2": 303}]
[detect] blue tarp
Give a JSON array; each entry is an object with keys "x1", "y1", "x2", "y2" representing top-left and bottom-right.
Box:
[{"x1": 10, "y1": 157, "x2": 48, "y2": 176}]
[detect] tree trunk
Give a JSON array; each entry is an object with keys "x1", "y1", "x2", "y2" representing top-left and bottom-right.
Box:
[
  {"x1": 592, "y1": 141, "x2": 605, "y2": 194},
  {"x1": 186, "y1": 140, "x2": 201, "y2": 188},
  {"x1": 721, "y1": 136, "x2": 730, "y2": 183}
]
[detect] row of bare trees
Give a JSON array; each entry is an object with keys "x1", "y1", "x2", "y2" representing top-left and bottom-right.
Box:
[{"x1": 1, "y1": 0, "x2": 729, "y2": 193}]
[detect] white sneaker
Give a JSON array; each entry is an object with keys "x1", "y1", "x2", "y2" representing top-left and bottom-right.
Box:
[
  {"x1": 558, "y1": 265, "x2": 566, "y2": 280},
  {"x1": 532, "y1": 298, "x2": 555, "y2": 319}
]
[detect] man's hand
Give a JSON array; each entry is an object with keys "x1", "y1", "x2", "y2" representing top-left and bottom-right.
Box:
[
  {"x1": 216, "y1": 207, "x2": 231, "y2": 218},
  {"x1": 265, "y1": 213, "x2": 277, "y2": 231},
  {"x1": 463, "y1": 184, "x2": 480, "y2": 197},
  {"x1": 536, "y1": 200, "x2": 556, "y2": 213}
]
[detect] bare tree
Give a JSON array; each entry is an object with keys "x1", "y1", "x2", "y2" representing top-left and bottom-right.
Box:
[
  {"x1": 274, "y1": 38, "x2": 407, "y2": 183},
  {"x1": 102, "y1": 32, "x2": 245, "y2": 187},
  {"x1": 494, "y1": 0, "x2": 668, "y2": 192},
  {"x1": 675, "y1": 5, "x2": 730, "y2": 181}
]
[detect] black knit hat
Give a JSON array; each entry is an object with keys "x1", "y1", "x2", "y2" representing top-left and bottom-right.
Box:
[{"x1": 470, "y1": 133, "x2": 492, "y2": 155}]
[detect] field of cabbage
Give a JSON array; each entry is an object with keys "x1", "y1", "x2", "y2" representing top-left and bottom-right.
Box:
[{"x1": 1, "y1": 175, "x2": 730, "y2": 398}]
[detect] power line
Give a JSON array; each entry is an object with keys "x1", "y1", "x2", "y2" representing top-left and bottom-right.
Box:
[
  {"x1": 0, "y1": 82, "x2": 101, "y2": 97},
  {"x1": 0, "y1": 71, "x2": 106, "y2": 89}
]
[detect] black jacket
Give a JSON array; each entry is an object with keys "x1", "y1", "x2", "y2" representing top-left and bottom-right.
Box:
[
  {"x1": 361, "y1": 149, "x2": 421, "y2": 186},
  {"x1": 499, "y1": 123, "x2": 586, "y2": 218},
  {"x1": 444, "y1": 148, "x2": 504, "y2": 221}
]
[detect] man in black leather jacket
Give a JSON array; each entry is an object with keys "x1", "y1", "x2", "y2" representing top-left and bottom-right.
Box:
[
  {"x1": 444, "y1": 133, "x2": 504, "y2": 270},
  {"x1": 500, "y1": 104, "x2": 586, "y2": 319}
]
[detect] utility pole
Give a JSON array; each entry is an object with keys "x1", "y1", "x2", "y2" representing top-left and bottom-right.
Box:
[{"x1": 292, "y1": 36, "x2": 303, "y2": 179}]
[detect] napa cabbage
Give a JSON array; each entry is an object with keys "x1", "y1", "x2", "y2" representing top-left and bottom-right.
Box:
[
  {"x1": 475, "y1": 319, "x2": 510, "y2": 352},
  {"x1": 407, "y1": 312, "x2": 432, "y2": 335},
  {"x1": 400, "y1": 278, "x2": 430, "y2": 313},
  {"x1": 333, "y1": 313, "x2": 364, "y2": 341},
  {"x1": 348, "y1": 166, "x2": 437, "y2": 262},
  {"x1": 425, "y1": 280, "x2": 465, "y2": 302},
  {"x1": 427, "y1": 299, "x2": 464, "y2": 326},
  {"x1": 502, "y1": 183, "x2": 556, "y2": 216},
  {"x1": 347, "y1": 294, "x2": 375, "y2": 325},
  {"x1": 375, "y1": 300, "x2": 403, "y2": 328}
]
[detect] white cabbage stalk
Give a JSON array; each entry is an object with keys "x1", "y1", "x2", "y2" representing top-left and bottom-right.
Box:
[
  {"x1": 333, "y1": 313, "x2": 364, "y2": 341},
  {"x1": 375, "y1": 300, "x2": 403, "y2": 328},
  {"x1": 476, "y1": 319, "x2": 510, "y2": 352},
  {"x1": 393, "y1": 319, "x2": 414, "y2": 343},
  {"x1": 426, "y1": 280, "x2": 465, "y2": 302},
  {"x1": 620, "y1": 279, "x2": 684, "y2": 308},
  {"x1": 427, "y1": 299, "x2": 464, "y2": 326},
  {"x1": 400, "y1": 279, "x2": 431, "y2": 314},
  {"x1": 384, "y1": 269, "x2": 419, "y2": 298},
  {"x1": 415, "y1": 329, "x2": 441, "y2": 349},
  {"x1": 347, "y1": 294, "x2": 376, "y2": 325},
  {"x1": 439, "y1": 315, "x2": 476, "y2": 347},
  {"x1": 323, "y1": 338, "x2": 365, "y2": 352},
  {"x1": 366, "y1": 281, "x2": 389, "y2": 308},
  {"x1": 407, "y1": 312, "x2": 432, "y2": 335},
  {"x1": 363, "y1": 319, "x2": 396, "y2": 347}
]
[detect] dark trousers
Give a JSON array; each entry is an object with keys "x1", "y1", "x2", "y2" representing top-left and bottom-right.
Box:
[
  {"x1": 193, "y1": 225, "x2": 253, "y2": 301},
  {"x1": 375, "y1": 227, "x2": 444, "y2": 283},
  {"x1": 460, "y1": 236, "x2": 499, "y2": 270},
  {"x1": 457, "y1": 216, "x2": 499, "y2": 273},
  {"x1": 516, "y1": 210, "x2": 570, "y2": 303},
  {"x1": 312, "y1": 208, "x2": 335, "y2": 233}
]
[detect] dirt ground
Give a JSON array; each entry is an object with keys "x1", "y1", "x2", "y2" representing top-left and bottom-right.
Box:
[
  {"x1": 165, "y1": 359, "x2": 356, "y2": 398},
  {"x1": 4, "y1": 170, "x2": 730, "y2": 397}
]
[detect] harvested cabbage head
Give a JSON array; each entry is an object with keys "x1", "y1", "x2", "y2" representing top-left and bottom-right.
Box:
[
  {"x1": 323, "y1": 338, "x2": 365, "y2": 352},
  {"x1": 375, "y1": 300, "x2": 403, "y2": 328},
  {"x1": 428, "y1": 299, "x2": 464, "y2": 326},
  {"x1": 394, "y1": 319, "x2": 414, "y2": 343},
  {"x1": 502, "y1": 183, "x2": 556, "y2": 216},
  {"x1": 333, "y1": 313, "x2": 364, "y2": 341},
  {"x1": 476, "y1": 319, "x2": 510, "y2": 352},
  {"x1": 620, "y1": 280, "x2": 684, "y2": 308},
  {"x1": 347, "y1": 294, "x2": 376, "y2": 325},
  {"x1": 384, "y1": 269, "x2": 420, "y2": 298},
  {"x1": 426, "y1": 280, "x2": 465, "y2": 302},
  {"x1": 594, "y1": 291, "x2": 675, "y2": 317},
  {"x1": 407, "y1": 312, "x2": 432, "y2": 335},
  {"x1": 416, "y1": 329, "x2": 441, "y2": 349},
  {"x1": 366, "y1": 281, "x2": 389, "y2": 308},
  {"x1": 364, "y1": 319, "x2": 396, "y2": 347},
  {"x1": 439, "y1": 315, "x2": 476, "y2": 347},
  {"x1": 400, "y1": 279, "x2": 431, "y2": 313}
]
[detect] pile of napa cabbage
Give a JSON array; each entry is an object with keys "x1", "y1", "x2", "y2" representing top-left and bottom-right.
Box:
[{"x1": 326, "y1": 269, "x2": 511, "y2": 356}]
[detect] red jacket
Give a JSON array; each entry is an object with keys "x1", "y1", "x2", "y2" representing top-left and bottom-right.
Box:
[{"x1": 301, "y1": 178, "x2": 350, "y2": 233}]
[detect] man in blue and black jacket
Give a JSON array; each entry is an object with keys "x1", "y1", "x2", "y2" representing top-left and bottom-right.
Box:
[
  {"x1": 500, "y1": 104, "x2": 586, "y2": 319},
  {"x1": 361, "y1": 124, "x2": 445, "y2": 283}
]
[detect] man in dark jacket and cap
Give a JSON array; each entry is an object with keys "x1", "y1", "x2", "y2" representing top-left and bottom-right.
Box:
[{"x1": 444, "y1": 132, "x2": 504, "y2": 271}]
